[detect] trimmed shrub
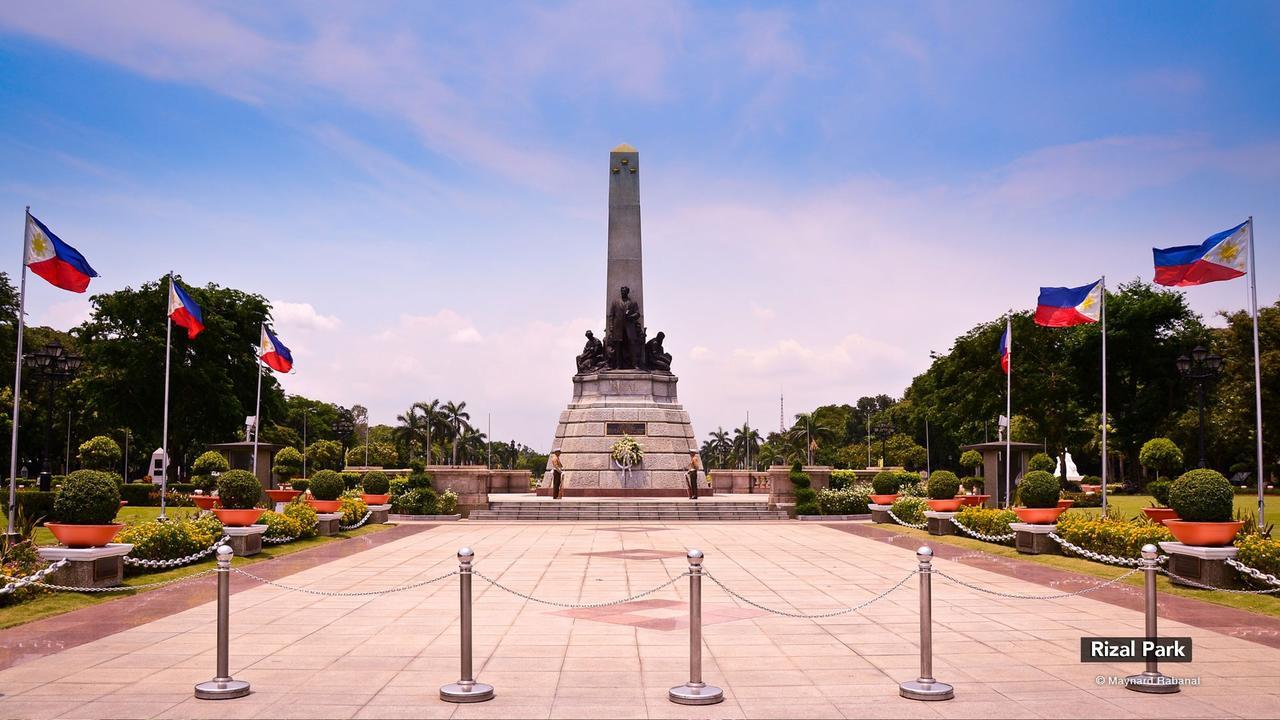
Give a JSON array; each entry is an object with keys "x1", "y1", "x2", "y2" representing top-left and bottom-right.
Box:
[
  {"x1": 305, "y1": 440, "x2": 344, "y2": 471},
  {"x1": 272, "y1": 447, "x2": 303, "y2": 480},
  {"x1": 117, "y1": 514, "x2": 223, "y2": 563},
  {"x1": 926, "y1": 471, "x2": 959, "y2": 500},
  {"x1": 283, "y1": 499, "x2": 318, "y2": 539},
  {"x1": 1139, "y1": 438, "x2": 1183, "y2": 477},
  {"x1": 119, "y1": 483, "x2": 159, "y2": 506},
  {"x1": 872, "y1": 470, "x2": 899, "y2": 495},
  {"x1": 1061, "y1": 490, "x2": 1103, "y2": 508},
  {"x1": 830, "y1": 469, "x2": 860, "y2": 490},
  {"x1": 291, "y1": 478, "x2": 309, "y2": 493},
  {"x1": 345, "y1": 442, "x2": 396, "y2": 468},
  {"x1": 1169, "y1": 469, "x2": 1234, "y2": 522},
  {"x1": 309, "y1": 470, "x2": 345, "y2": 501},
  {"x1": 192, "y1": 451, "x2": 230, "y2": 476},
  {"x1": 260, "y1": 510, "x2": 303, "y2": 541},
  {"x1": 897, "y1": 471, "x2": 926, "y2": 497},
  {"x1": 889, "y1": 496, "x2": 927, "y2": 525},
  {"x1": 54, "y1": 471, "x2": 121, "y2": 524},
  {"x1": 1235, "y1": 534, "x2": 1280, "y2": 584},
  {"x1": 438, "y1": 489, "x2": 458, "y2": 515},
  {"x1": 959, "y1": 450, "x2": 983, "y2": 474},
  {"x1": 77, "y1": 435, "x2": 122, "y2": 471},
  {"x1": 362, "y1": 471, "x2": 390, "y2": 495},
  {"x1": 954, "y1": 506, "x2": 1017, "y2": 541},
  {"x1": 1027, "y1": 453, "x2": 1055, "y2": 473},
  {"x1": 216, "y1": 470, "x2": 262, "y2": 509},
  {"x1": 339, "y1": 492, "x2": 370, "y2": 526},
  {"x1": 340, "y1": 472, "x2": 361, "y2": 491},
  {"x1": 816, "y1": 486, "x2": 871, "y2": 515},
  {"x1": 393, "y1": 486, "x2": 439, "y2": 515},
  {"x1": 1055, "y1": 514, "x2": 1174, "y2": 559},
  {"x1": 790, "y1": 462, "x2": 817, "y2": 515},
  {"x1": 1017, "y1": 470, "x2": 1060, "y2": 508},
  {"x1": 1081, "y1": 475, "x2": 1102, "y2": 486},
  {"x1": 1, "y1": 490, "x2": 57, "y2": 524},
  {"x1": 1147, "y1": 479, "x2": 1172, "y2": 508}
]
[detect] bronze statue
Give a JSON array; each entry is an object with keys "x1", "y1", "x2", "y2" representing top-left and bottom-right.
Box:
[
  {"x1": 645, "y1": 331, "x2": 671, "y2": 371},
  {"x1": 605, "y1": 285, "x2": 645, "y2": 369},
  {"x1": 576, "y1": 330, "x2": 606, "y2": 373}
]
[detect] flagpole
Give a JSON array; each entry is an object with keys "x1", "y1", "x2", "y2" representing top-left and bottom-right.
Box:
[
  {"x1": 160, "y1": 272, "x2": 173, "y2": 520},
  {"x1": 1100, "y1": 277, "x2": 1108, "y2": 516},
  {"x1": 252, "y1": 324, "x2": 264, "y2": 480},
  {"x1": 1246, "y1": 217, "x2": 1265, "y2": 522},
  {"x1": 1005, "y1": 312, "x2": 1012, "y2": 509},
  {"x1": 6, "y1": 209, "x2": 31, "y2": 539}
]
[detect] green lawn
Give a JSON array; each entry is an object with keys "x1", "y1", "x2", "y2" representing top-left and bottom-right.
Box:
[
  {"x1": 1072, "y1": 493, "x2": 1280, "y2": 528},
  {"x1": 33, "y1": 505, "x2": 203, "y2": 546}
]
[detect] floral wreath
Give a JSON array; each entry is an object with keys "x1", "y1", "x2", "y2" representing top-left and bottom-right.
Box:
[{"x1": 610, "y1": 436, "x2": 644, "y2": 468}]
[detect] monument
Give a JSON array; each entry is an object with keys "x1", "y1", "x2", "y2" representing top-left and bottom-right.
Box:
[{"x1": 544, "y1": 144, "x2": 699, "y2": 495}]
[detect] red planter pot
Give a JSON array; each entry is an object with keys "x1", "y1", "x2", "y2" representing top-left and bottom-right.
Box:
[
  {"x1": 1080, "y1": 484, "x2": 1101, "y2": 494},
  {"x1": 212, "y1": 508, "x2": 266, "y2": 527},
  {"x1": 191, "y1": 495, "x2": 219, "y2": 511},
  {"x1": 869, "y1": 494, "x2": 900, "y2": 505},
  {"x1": 1162, "y1": 519, "x2": 1244, "y2": 547},
  {"x1": 959, "y1": 495, "x2": 991, "y2": 507},
  {"x1": 309, "y1": 499, "x2": 342, "y2": 513},
  {"x1": 1013, "y1": 506, "x2": 1067, "y2": 524},
  {"x1": 265, "y1": 489, "x2": 302, "y2": 504},
  {"x1": 1142, "y1": 507, "x2": 1179, "y2": 523},
  {"x1": 926, "y1": 498, "x2": 963, "y2": 512},
  {"x1": 46, "y1": 523, "x2": 123, "y2": 549},
  {"x1": 1056, "y1": 499, "x2": 1075, "y2": 510},
  {"x1": 361, "y1": 493, "x2": 390, "y2": 505}
]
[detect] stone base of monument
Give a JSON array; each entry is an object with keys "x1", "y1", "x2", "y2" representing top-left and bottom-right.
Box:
[
  {"x1": 925, "y1": 511, "x2": 958, "y2": 536},
  {"x1": 1158, "y1": 542, "x2": 1239, "y2": 589},
  {"x1": 1010, "y1": 523, "x2": 1059, "y2": 555},
  {"x1": 37, "y1": 543, "x2": 134, "y2": 589},
  {"x1": 223, "y1": 525, "x2": 266, "y2": 557},
  {"x1": 316, "y1": 512, "x2": 341, "y2": 536},
  {"x1": 548, "y1": 370, "x2": 698, "y2": 494},
  {"x1": 368, "y1": 504, "x2": 391, "y2": 524},
  {"x1": 869, "y1": 503, "x2": 893, "y2": 524}
]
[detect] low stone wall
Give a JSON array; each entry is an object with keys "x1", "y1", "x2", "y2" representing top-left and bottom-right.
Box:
[
  {"x1": 767, "y1": 465, "x2": 833, "y2": 507},
  {"x1": 421, "y1": 465, "x2": 533, "y2": 517},
  {"x1": 708, "y1": 470, "x2": 770, "y2": 494}
]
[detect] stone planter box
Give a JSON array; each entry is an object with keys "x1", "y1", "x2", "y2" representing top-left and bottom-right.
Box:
[
  {"x1": 1010, "y1": 522, "x2": 1059, "y2": 555},
  {"x1": 37, "y1": 543, "x2": 134, "y2": 589},
  {"x1": 368, "y1": 504, "x2": 391, "y2": 524},
  {"x1": 924, "y1": 511, "x2": 958, "y2": 536},
  {"x1": 868, "y1": 503, "x2": 894, "y2": 524},
  {"x1": 223, "y1": 525, "x2": 267, "y2": 557},
  {"x1": 315, "y1": 512, "x2": 341, "y2": 536},
  {"x1": 1158, "y1": 541, "x2": 1240, "y2": 590}
]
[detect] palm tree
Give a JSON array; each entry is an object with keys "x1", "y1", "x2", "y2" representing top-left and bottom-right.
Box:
[
  {"x1": 756, "y1": 442, "x2": 782, "y2": 469},
  {"x1": 459, "y1": 427, "x2": 487, "y2": 464},
  {"x1": 707, "y1": 428, "x2": 732, "y2": 468},
  {"x1": 442, "y1": 400, "x2": 472, "y2": 465},
  {"x1": 732, "y1": 424, "x2": 762, "y2": 470},
  {"x1": 789, "y1": 412, "x2": 836, "y2": 465},
  {"x1": 413, "y1": 399, "x2": 442, "y2": 464},
  {"x1": 393, "y1": 405, "x2": 428, "y2": 460}
]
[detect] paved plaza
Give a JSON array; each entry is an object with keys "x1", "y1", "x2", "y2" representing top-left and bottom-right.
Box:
[{"x1": 2, "y1": 521, "x2": 1279, "y2": 719}]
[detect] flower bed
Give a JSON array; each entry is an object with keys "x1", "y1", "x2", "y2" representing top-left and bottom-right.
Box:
[
  {"x1": 1234, "y1": 534, "x2": 1280, "y2": 583},
  {"x1": 889, "y1": 496, "x2": 927, "y2": 526},
  {"x1": 116, "y1": 513, "x2": 224, "y2": 564},
  {"x1": 954, "y1": 506, "x2": 1017, "y2": 541},
  {"x1": 815, "y1": 485, "x2": 871, "y2": 515},
  {"x1": 1054, "y1": 513, "x2": 1174, "y2": 560}
]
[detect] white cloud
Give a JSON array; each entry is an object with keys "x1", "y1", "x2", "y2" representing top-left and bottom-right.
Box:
[{"x1": 271, "y1": 301, "x2": 340, "y2": 331}]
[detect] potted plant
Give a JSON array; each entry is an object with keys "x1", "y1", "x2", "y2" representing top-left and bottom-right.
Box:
[
  {"x1": 1141, "y1": 479, "x2": 1178, "y2": 523},
  {"x1": 925, "y1": 470, "x2": 962, "y2": 511},
  {"x1": 361, "y1": 470, "x2": 391, "y2": 505},
  {"x1": 211, "y1": 470, "x2": 265, "y2": 527},
  {"x1": 1013, "y1": 470, "x2": 1066, "y2": 524},
  {"x1": 308, "y1": 470, "x2": 345, "y2": 512},
  {"x1": 190, "y1": 450, "x2": 227, "y2": 510},
  {"x1": 267, "y1": 447, "x2": 304, "y2": 503},
  {"x1": 869, "y1": 470, "x2": 900, "y2": 505},
  {"x1": 46, "y1": 470, "x2": 123, "y2": 548},
  {"x1": 1164, "y1": 469, "x2": 1242, "y2": 546}
]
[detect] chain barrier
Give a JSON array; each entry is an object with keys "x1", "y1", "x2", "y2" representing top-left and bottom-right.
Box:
[
  {"x1": 124, "y1": 536, "x2": 229, "y2": 568},
  {"x1": 231, "y1": 567, "x2": 457, "y2": 597},
  {"x1": 0, "y1": 558, "x2": 68, "y2": 595},
  {"x1": 886, "y1": 507, "x2": 927, "y2": 530},
  {"x1": 949, "y1": 518, "x2": 1015, "y2": 543},
  {"x1": 263, "y1": 534, "x2": 297, "y2": 545},
  {"x1": 702, "y1": 568, "x2": 918, "y2": 619},
  {"x1": 1225, "y1": 558, "x2": 1280, "y2": 588},
  {"x1": 473, "y1": 569, "x2": 691, "y2": 609},
  {"x1": 934, "y1": 567, "x2": 1141, "y2": 600},
  {"x1": 1048, "y1": 532, "x2": 1169, "y2": 567},
  {"x1": 1158, "y1": 567, "x2": 1280, "y2": 595},
  {"x1": 11, "y1": 568, "x2": 218, "y2": 593},
  {"x1": 339, "y1": 510, "x2": 373, "y2": 531}
]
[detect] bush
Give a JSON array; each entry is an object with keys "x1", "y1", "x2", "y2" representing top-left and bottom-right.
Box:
[
  {"x1": 362, "y1": 471, "x2": 390, "y2": 495},
  {"x1": 260, "y1": 510, "x2": 303, "y2": 541},
  {"x1": 897, "y1": 472, "x2": 926, "y2": 497},
  {"x1": 272, "y1": 447, "x2": 303, "y2": 480},
  {"x1": 790, "y1": 463, "x2": 817, "y2": 515},
  {"x1": 309, "y1": 470, "x2": 345, "y2": 501},
  {"x1": 1235, "y1": 534, "x2": 1280, "y2": 584},
  {"x1": 191, "y1": 474, "x2": 217, "y2": 493},
  {"x1": 1169, "y1": 469, "x2": 1234, "y2": 522},
  {"x1": 816, "y1": 486, "x2": 871, "y2": 515},
  {"x1": 889, "y1": 496, "x2": 927, "y2": 525},
  {"x1": 830, "y1": 469, "x2": 860, "y2": 489},
  {"x1": 438, "y1": 489, "x2": 458, "y2": 515},
  {"x1": 959, "y1": 450, "x2": 983, "y2": 474},
  {"x1": 1, "y1": 490, "x2": 57, "y2": 524},
  {"x1": 339, "y1": 492, "x2": 370, "y2": 525},
  {"x1": 1055, "y1": 514, "x2": 1174, "y2": 559},
  {"x1": 964, "y1": 478, "x2": 985, "y2": 493},
  {"x1": 955, "y1": 506, "x2": 1017, "y2": 540},
  {"x1": 1147, "y1": 480, "x2": 1172, "y2": 507},
  {"x1": 305, "y1": 440, "x2": 344, "y2": 471},
  {"x1": 1140, "y1": 438, "x2": 1184, "y2": 477},
  {"x1": 872, "y1": 470, "x2": 900, "y2": 495},
  {"x1": 192, "y1": 451, "x2": 230, "y2": 476},
  {"x1": 283, "y1": 499, "x2": 318, "y2": 539},
  {"x1": 1061, "y1": 490, "x2": 1103, "y2": 508},
  {"x1": 1027, "y1": 453, "x2": 1055, "y2": 473},
  {"x1": 77, "y1": 435, "x2": 122, "y2": 471},
  {"x1": 393, "y1": 486, "x2": 439, "y2": 515},
  {"x1": 1081, "y1": 475, "x2": 1102, "y2": 486},
  {"x1": 118, "y1": 483, "x2": 159, "y2": 506},
  {"x1": 340, "y1": 472, "x2": 362, "y2": 490},
  {"x1": 291, "y1": 478, "x2": 309, "y2": 493},
  {"x1": 117, "y1": 514, "x2": 223, "y2": 562},
  {"x1": 345, "y1": 442, "x2": 396, "y2": 467},
  {"x1": 54, "y1": 470, "x2": 121, "y2": 524},
  {"x1": 1, "y1": 538, "x2": 48, "y2": 606},
  {"x1": 926, "y1": 470, "x2": 959, "y2": 500},
  {"x1": 1018, "y1": 470, "x2": 1060, "y2": 508},
  {"x1": 216, "y1": 470, "x2": 263, "y2": 510}
]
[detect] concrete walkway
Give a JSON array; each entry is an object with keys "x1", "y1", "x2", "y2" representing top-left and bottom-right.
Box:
[{"x1": 1, "y1": 521, "x2": 1277, "y2": 719}]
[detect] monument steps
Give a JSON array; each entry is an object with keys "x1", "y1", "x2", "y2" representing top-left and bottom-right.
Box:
[{"x1": 470, "y1": 499, "x2": 787, "y2": 522}]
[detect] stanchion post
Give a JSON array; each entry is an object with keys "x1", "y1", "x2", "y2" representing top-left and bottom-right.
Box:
[
  {"x1": 900, "y1": 546, "x2": 954, "y2": 701},
  {"x1": 194, "y1": 545, "x2": 250, "y2": 700},
  {"x1": 668, "y1": 549, "x2": 724, "y2": 705},
  {"x1": 440, "y1": 547, "x2": 495, "y2": 703},
  {"x1": 1126, "y1": 544, "x2": 1179, "y2": 694}
]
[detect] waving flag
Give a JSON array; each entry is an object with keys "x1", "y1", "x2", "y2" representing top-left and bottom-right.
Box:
[
  {"x1": 24, "y1": 213, "x2": 98, "y2": 293},
  {"x1": 1035, "y1": 279, "x2": 1102, "y2": 327},
  {"x1": 1153, "y1": 220, "x2": 1249, "y2": 286},
  {"x1": 168, "y1": 279, "x2": 204, "y2": 339},
  {"x1": 998, "y1": 324, "x2": 1010, "y2": 375},
  {"x1": 260, "y1": 326, "x2": 293, "y2": 373}
]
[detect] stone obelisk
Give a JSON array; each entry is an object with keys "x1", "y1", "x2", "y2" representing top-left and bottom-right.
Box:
[{"x1": 606, "y1": 143, "x2": 643, "y2": 320}]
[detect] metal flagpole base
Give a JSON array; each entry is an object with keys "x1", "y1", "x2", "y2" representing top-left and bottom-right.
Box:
[
  {"x1": 899, "y1": 679, "x2": 954, "y2": 701},
  {"x1": 439, "y1": 681, "x2": 495, "y2": 703},
  {"x1": 668, "y1": 682, "x2": 724, "y2": 705},
  {"x1": 194, "y1": 678, "x2": 250, "y2": 700},
  {"x1": 1125, "y1": 671, "x2": 1180, "y2": 694}
]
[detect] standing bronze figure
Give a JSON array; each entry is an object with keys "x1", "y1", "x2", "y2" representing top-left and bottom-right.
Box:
[{"x1": 606, "y1": 286, "x2": 645, "y2": 369}]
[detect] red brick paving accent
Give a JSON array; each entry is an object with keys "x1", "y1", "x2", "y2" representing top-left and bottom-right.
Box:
[
  {"x1": 0, "y1": 523, "x2": 435, "y2": 671},
  {"x1": 827, "y1": 522, "x2": 1280, "y2": 650},
  {"x1": 552, "y1": 598, "x2": 765, "y2": 631},
  {"x1": 577, "y1": 549, "x2": 688, "y2": 561}
]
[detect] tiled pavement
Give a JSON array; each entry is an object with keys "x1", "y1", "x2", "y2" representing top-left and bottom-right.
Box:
[{"x1": 1, "y1": 521, "x2": 1279, "y2": 719}]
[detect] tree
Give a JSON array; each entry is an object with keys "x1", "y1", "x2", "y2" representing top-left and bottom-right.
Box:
[
  {"x1": 273, "y1": 446, "x2": 304, "y2": 480},
  {"x1": 77, "y1": 435, "x2": 122, "y2": 471},
  {"x1": 732, "y1": 424, "x2": 761, "y2": 469},
  {"x1": 306, "y1": 439, "x2": 344, "y2": 472},
  {"x1": 441, "y1": 400, "x2": 471, "y2": 465},
  {"x1": 707, "y1": 428, "x2": 731, "y2": 468},
  {"x1": 1139, "y1": 437, "x2": 1184, "y2": 480},
  {"x1": 959, "y1": 449, "x2": 983, "y2": 476},
  {"x1": 346, "y1": 441, "x2": 396, "y2": 467},
  {"x1": 393, "y1": 405, "x2": 429, "y2": 461}
]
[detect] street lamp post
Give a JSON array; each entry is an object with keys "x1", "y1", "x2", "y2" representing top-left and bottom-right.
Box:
[
  {"x1": 302, "y1": 408, "x2": 314, "y2": 479},
  {"x1": 873, "y1": 420, "x2": 894, "y2": 467},
  {"x1": 1176, "y1": 346, "x2": 1223, "y2": 469},
  {"x1": 22, "y1": 340, "x2": 82, "y2": 492}
]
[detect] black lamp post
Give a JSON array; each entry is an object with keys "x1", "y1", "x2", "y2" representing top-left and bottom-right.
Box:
[
  {"x1": 334, "y1": 413, "x2": 355, "y2": 461},
  {"x1": 1176, "y1": 346, "x2": 1223, "y2": 468},
  {"x1": 872, "y1": 420, "x2": 894, "y2": 466},
  {"x1": 23, "y1": 340, "x2": 82, "y2": 491}
]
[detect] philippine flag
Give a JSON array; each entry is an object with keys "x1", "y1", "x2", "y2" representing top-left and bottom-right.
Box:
[
  {"x1": 1035, "y1": 280, "x2": 1102, "y2": 327},
  {"x1": 1153, "y1": 220, "x2": 1249, "y2": 287},
  {"x1": 24, "y1": 213, "x2": 98, "y2": 293},
  {"x1": 168, "y1": 280, "x2": 205, "y2": 339},
  {"x1": 998, "y1": 325, "x2": 1010, "y2": 375},
  {"x1": 260, "y1": 326, "x2": 293, "y2": 373}
]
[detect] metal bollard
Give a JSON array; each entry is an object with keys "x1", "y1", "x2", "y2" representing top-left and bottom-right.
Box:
[
  {"x1": 440, "y1": 547, "x2": 495, "y2": 703},
  {"x1": 194, "y1": 545, "x2": 250, "y2": 700},
  {"x1": 1125, "y1": 544, "x2": 1179, "y2": 694},
  {"x1": 668, "y1": 549, "x2": 724, "y2": 705},
  {"x1": 899, "y1": 546, "x2": 954, "y2": 701}
]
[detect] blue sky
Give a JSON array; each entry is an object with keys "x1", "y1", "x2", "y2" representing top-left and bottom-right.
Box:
[{"x1": 1, "y1": 1, "x2": 1277, "y2": 447}]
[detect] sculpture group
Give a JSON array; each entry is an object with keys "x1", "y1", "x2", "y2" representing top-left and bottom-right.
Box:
[{"x1": 576, "y1": 285, "x2": 671, "y2": 373}]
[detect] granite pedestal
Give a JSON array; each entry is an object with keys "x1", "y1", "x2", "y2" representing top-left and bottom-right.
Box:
[
  {"x1": 37, "y1": 543, "x2": 134, "y2": 589},
  {"x1": 925, "y1": 511, "x2": 958, "y2": 536},
  {"x1": 223, "y1": 525, "x2": 266, "y2": 557},
  {"x1": 368, "y1": 504, "x2": 391, "y2": 524},
  {"x1": 1158, "y1": 542, "x2": 1240, "y2": 589},
  {"x1": 869, "y1": 503, "x2": 893, "y2": 524},
  {"x1": 1011, "y1": 522, "x2": 1059, "y2": 555},
  {"x1": 315, "y1": 512, "x2": 341, "y2": 536}
]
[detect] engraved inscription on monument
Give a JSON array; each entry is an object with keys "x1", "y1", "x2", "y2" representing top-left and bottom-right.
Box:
[{"x1": 606, "y1": 422, "x2": 647, "y2": 436}]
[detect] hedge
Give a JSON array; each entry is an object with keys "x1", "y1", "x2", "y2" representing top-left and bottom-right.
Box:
[
  {"x1": 1, "y1": 490, "x2": 57, "y2": 523},
  {"x1": 1055, "y1": 514, "x2": 1174, "y2": 559}
]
